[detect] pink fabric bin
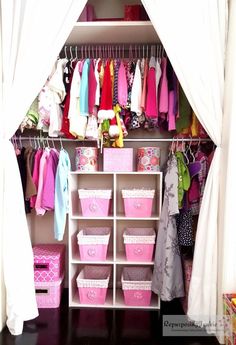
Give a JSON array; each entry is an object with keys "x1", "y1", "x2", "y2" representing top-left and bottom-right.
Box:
[
  {"x1": 123, "y1": 228, "x2": 156, "y2": 262},
  {"x1": 122, "y1": 189, "x2": 155, "y2": 217},
  {"x1": 35, "y1": 275, "x2": 64, "y2": 308},
  {"x1": 122, "y1": 267, "x2": 152, "y2": 306},
  {"x1": 33, "y1": 244, "x2": 65, "y2": 282},
  {"x1": 77, "y1": 266, "x2": 111, "y2": 305},
  {"x1": 77, "y1": 227, "x2": 111, "y2": 261},
  {"x1": 78, "y1": 189, "x2": 112, "y2": 217}
]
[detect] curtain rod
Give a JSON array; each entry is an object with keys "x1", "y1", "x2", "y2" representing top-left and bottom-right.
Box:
[{"x1": 13, "y1": 137, "x2": 212, "y2": 142}]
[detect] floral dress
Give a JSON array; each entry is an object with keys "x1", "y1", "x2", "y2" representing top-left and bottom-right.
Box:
[{"x1": 152, "y1": 153, "x2": 185, "y2": 300}]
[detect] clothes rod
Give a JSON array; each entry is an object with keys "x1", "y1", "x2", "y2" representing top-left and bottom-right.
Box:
[{"x1": 13, "y1": 137, "x2": 212, "y2": 142}]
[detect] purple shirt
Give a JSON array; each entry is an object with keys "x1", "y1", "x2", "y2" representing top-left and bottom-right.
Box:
[{"x1": 41, "y1": 149, "x2": 59, "y2": 211}]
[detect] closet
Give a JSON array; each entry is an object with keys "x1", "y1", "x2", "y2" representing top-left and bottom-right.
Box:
[{"x1": 15, "y1": 0, "x2": 212, "y2": 313}]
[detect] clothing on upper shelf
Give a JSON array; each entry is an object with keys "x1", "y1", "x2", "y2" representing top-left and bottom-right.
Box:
[
  {"x1": 21, "y1": 55, "x2": 208, "y2": 145},
  {"x1": 14, "y1": 144, "x2": 71, "y2": 241}
]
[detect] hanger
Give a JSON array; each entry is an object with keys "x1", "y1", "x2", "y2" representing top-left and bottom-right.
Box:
[
  {"x1": 60, "y1": 137, "x2": 64, "y2": 150},
  {"x1": 181, "y1": 138, "x2": 189, "y2": 165}
]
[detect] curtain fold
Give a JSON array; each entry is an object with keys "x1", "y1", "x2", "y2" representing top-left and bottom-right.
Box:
[
  {"x1": 219, "y1": 1, "x2": 236, "y2": 342},
  {"x1": 0, "y1": 0, "x2": 87, "y2": 335},
  {"x1": 141, "y1": 0, "x2": 227, "y2": 327}
]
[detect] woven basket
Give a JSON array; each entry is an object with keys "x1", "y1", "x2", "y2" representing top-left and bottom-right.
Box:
[
  {"x1": 78, "y1": 189, "x2": 112, "y2": 199},
  {"x1": 77, "y1": 227, "x2": 111, "y2": 245},
  {"x1": 122, "y1": 267, "x2": 152, "y2": 290},
  {"x1": 122, "y1": 189, "x2": 155, "y2": 199},
  {"x1": 123, "y1": 228, "x2": 155, "y2": 244},
  {"x1": 77, "y1": 266, "x2": 111, "y2": 288}
]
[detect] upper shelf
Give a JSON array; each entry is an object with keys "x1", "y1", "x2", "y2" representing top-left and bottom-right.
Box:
[{"x1": 65, "y1": 21, "x2": 159, "y2": 45}]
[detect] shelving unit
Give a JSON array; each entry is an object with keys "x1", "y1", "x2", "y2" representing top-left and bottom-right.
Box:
[
  {"x1": 68, "y1": 171, "x2": 162, "y2": 309},
  {"x1": 65, "y1": 21, "x2": 159, "y2": 45}
]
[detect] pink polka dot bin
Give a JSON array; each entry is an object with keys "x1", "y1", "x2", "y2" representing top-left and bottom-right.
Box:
[
  {"x1": 137, "y1": 147, "x2": 160, "y2": 172},
  {"x1": 75, "y1": 147, "x2": 98, "y2": 171}
]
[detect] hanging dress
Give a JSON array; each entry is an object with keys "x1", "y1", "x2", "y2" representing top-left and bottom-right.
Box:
[{"x1": 152, "y1": 153, "x2": 185, "y2": 301}]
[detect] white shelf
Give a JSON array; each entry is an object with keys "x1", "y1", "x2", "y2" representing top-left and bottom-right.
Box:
[
  {"x1": 70, "y1": 215, "x2": 114, "y2": 220},
  {"x1": 66, "y1": 21, "x2": 159, "y2": 45},
  {"x1": 116, "y1": 252, "x2": 154, "y2": 265},
  {"x1": 71, "y1": 252, "x2": 114, "y2": 264},
  {"x1": 68, "y1": 171, "x2": 162, "y2": 310},
  {"x1": 116, "y1": 215, "x2": 160, "y2": 221}
]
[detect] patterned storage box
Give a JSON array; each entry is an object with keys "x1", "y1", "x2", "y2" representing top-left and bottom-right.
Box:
[
  {"x1": 77, "y1": 266, "x2": 111, "y2": 305},
  {"x1": 77, "y1": 227, "x2": 111, "y2": 261},
  {"x1": 78, "y1": 189, "x2": 112, "y2": 217},
  {"x1": 223, "y1": 294, "x2": 236, "y2": 345},
  {"x1": 123, "y1": 228, "x2": 156, "y2": 262},
  {"x1": 122, "y1": 267, "x2": 152, "y2": 306},
  {"x1": 75, "y1": 147, "x2": 98, "y2": 171},
  {"x1": 35, "y1": 275, "x2": 64, "y2": 308},
  {"x1": 103, "y1": 148, "x2": 133, "y2": 172},
  {"x1": 122, "y1": 189, "x2": 155, "y2": 217},
  {"x1": 137, "y1": 147, "x2": 160, "y2": 172},
  {"x1": 33, "y1": 244, "x2": 65, "y2": 282}
]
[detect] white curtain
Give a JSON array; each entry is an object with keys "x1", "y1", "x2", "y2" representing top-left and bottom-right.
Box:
[
  {"x1": 0, "y1": 0, "x2": 87, "y2": 335},
  {"x1": 141, "y1": 0, "x2": 227, "y2": 326},
  {"x1": 219, "y1": 0, "x2": 236, "y2": 339}
]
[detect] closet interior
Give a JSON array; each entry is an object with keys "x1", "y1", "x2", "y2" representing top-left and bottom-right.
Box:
[{"x1": 13, "y1": 0, "x2": 214, "y2": 312}]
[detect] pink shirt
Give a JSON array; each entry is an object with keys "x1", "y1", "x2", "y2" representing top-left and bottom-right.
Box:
[
  {"x1": 159, "y1": 57, "x2": 168, "y2": 113},
  {"x1": 41, "y1": 149, "x2": 59, "y2": 211},
  {"x1": 30, "y1": 149, "x2": 43, "y2": 208},
  {"x1": 145, "y1": 67, "x2": 158, "y2": 118},
  {"x1": 35, "y1": 149, "x2": 50, "y2": 215}
]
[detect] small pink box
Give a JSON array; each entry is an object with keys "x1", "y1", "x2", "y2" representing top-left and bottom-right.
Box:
[
  {"x1": 123, "y1": 228, "x2": 156, "y2": 262},
  {"x1": 33, "y1": 244, "x2": 65, "y2": 282},
  {"x1": 122, "y1": 267, "x2": 152, "y2": 306},
  {"x1": 103, "y1": 148, "x2": 133, "y2": 172},
  {"x1": 77, "y1": 227, "x2": 111, "y2": 261},
  {"x1": 77, "y1": 266, "x2": 111, "y2": 305},
  {"x1": 35, "y1": 276, "x2": 64, "y2": 308},
  {"x1": 122, "y1": 189, "x2": 155, "y2": 217},
  {"x1": 78, "y1": 189, "x2": 112, "y2": 217}
]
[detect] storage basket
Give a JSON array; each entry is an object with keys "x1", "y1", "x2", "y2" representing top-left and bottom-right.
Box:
[
  {"x1": 137, "y1": 147, "x2": 160, "y2": 172},
  {"x1": 33, "y1": 244, "x2": 65, "y2": 282},
  {"x1": 77, "y1": 265, "x2": 111, "y2": 305},
  {"x1": 122, "y1": 189, "x2": 155, "y2": 217},
  {"x1": 77, "y1": 227, "x2": 111, "y2": 261},
  {"x1": 75, "y1": 147, "x2": 98, "y2": 171},
  {"x1": 35, "y1": 275, "x2": 64, "y2": 308},
  {"x1": 123, "y1": 228, "x2": 156, "y2": 262},
  {"x1": 78, "y1": 189, "x2": 112, "y2": 217},
  {"x1": 122, "y1": 267, "x2": 152, "y2": 306}
]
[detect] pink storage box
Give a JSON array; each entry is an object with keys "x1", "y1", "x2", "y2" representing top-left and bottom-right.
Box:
[
  {"x1": 33, "y1": 244, "x2": 65, "y2": 282},
  {"x1": 122, "y1": 267, "x2": 152, "y2": 306},
  {"x1": 103, "y1": 148, "x2": 133, "y2": 172},
  {"x1": 35, "y1": 275, "x2": 64, "y2": 308},
  {"x1": 77, "y1": 227, "x2": 111, "y2": 261},
  {"x1": 123, "y1": 228, "x2": 156, "y2": 262},
  {"x1": 77, "y1": 266, "x2": 111, "y2": 305},
  {"x1": 122, "y1": 189, "x2": 155, "y2": 217},
  {"x1": 78, "y1": 189, "x2": 112, "y2": 217}
]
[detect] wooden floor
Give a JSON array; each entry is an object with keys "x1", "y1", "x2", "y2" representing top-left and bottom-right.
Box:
[{"x1": 0, "y1": 290, "x2": 220, "y2": 345}]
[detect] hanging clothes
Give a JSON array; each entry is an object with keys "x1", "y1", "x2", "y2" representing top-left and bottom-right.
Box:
[
  {"x1": 54, "y1": 149, "x2": 71, "y2": 241},
  {"x1": 152, "y1": 153, "x2": 185, "y2": 301}
]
